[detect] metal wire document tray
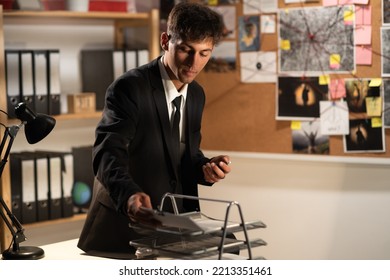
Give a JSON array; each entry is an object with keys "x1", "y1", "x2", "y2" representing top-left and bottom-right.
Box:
[{"x1": 129, "y1": 193, "x2": 267, "y2": 260}]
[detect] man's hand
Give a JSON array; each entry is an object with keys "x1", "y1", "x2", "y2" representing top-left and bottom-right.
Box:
[
  {"x1": 126, "y1": 192, "x2": 160, "y2": 226},
  {"x1": 202, "y1": 155, "x2": 231, "y2": 184}
]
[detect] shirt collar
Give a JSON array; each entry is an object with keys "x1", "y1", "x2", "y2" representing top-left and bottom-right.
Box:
[{"x1": 158, "y1": 56, "x2": 187, "y2": 108}]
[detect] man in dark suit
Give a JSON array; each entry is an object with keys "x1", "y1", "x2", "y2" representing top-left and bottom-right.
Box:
[{"x1": 78, "y1": 2, "x2": 231, "y2": 257}]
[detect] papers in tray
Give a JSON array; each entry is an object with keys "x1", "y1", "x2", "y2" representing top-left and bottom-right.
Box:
[
  {"x1": 152, "y1": 211, "x2": 226, "y2": 232},
  {"x1": 130, "y1": 234, "x2": 267, "y2": 258},
  {"x1": 132, "y1": 209, "x2": 266, "y2": 236}
]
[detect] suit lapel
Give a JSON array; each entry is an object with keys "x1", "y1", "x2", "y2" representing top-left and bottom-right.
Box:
[
  {"x1": 184, "y1": 86, "x2": 194, "y2": 154},
  {"x1": 149, "y1": 62, "x2": 178, "y2": 178},
  {"x1": 153, "y1": 88, "x2": 172, "y2": 152}
]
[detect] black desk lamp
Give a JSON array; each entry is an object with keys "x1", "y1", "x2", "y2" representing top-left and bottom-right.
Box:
[{"x1": 0, "y1": 102, "x2": 56, "y2": 260}]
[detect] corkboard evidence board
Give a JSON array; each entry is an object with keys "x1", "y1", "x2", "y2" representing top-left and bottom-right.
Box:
[{"x1": 198, "y1": 0, "x2": 390, "y2": 159}]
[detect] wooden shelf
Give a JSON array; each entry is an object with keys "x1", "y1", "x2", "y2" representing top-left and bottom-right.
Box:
[
  {"x1": 5, "y1": 111, "x2": 102, "y2": 125},
  {"x1": 4, "y1": 9, "x2": 161, "y2": 58},
  {"x1": 4, "y1": 10, "x2": 150, "y2": 21},
  {"x1": 24, "y1": 213, "x2": 87, "y2": 229},
  {"x1": 54, "y1": 111, "x2": 102, "y2": 121}
]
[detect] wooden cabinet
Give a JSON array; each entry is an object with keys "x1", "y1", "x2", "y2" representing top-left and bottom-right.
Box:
[{"x1": 0, "y1": 7, "x2": 160, "y2": 252}]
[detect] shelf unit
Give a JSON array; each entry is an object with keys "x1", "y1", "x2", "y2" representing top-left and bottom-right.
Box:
[
  {"x1": 3, "y1": 9, "x2": 160, "y2": 55},
  {"x1": 0, "y1": 6, "x2": 160, "y2": 252}
]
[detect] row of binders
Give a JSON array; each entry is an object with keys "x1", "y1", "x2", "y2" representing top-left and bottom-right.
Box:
[
  {"x1": 5, "y1": 49, "x2": 61, "y2": 118},
  {"x1": 9, "y1": 146, "x2": 95, "y2": 224},
  {"x1": 112, "y1": 49, "x2": 149, "y2": 80},
  {"x1": 5, "y1": 48, "x2": 150, "y2": 117},
  {"x1": 10, "y1": 150, "x2": 74, "y2": 224},
  {"x1": 81, "y1": 48, "x2": 150, "y2": 110}
]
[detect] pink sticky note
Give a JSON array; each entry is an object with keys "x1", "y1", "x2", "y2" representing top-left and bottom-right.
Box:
[
  {"x1": 355, "y1": 25, "x2": 372, "y2": 45},
  {"x1": 323, "y1": 0, "x2": 338, "y2": 6},
  {"x1": 329, "y1": 79, "x2": 346, "y2": 99},
  {"x1": 356, "y1": 45, "x2": 372, "y2": 65},
  {"x1": 352, "y1": 0, "x2": 369, "y2": 4},
  {"x1": 339, "y1": 0, "x2": 369, "y2": 4},
  {"x1": 338, "y1": 0, "x2": 353, "y2": 5},
  {"x1": 355, "y1": 5, "x2": 372, "y2": 25}
]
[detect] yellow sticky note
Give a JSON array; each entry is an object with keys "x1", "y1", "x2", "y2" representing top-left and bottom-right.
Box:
[
  {"x1": 319, "y1": 75, "x2": 330, "y2": 85},
  {"x1": 369, "y1": 78, "x2": 382, "y2": 87},
  {"x1": 281, "y1": 40, "x2": 291, "y2": 50},
  {"x1": 208, "y1": 0, "x2": 218, "y2": 5},
  {"x1": 330, "y1": 54, "x2": 340, "y2": 64},
  {"x1": 344, "y1": 9, "x2": 354, "y2": 24},
  {"x1": 291, "y1": 121, "x2": 301, "y2": 130},
  {"x1": 365, "y1": 97, "x2": 382, "y2": 117},
  {"x1": 330, "y1": 54, "x2": 341, "y2": 69},
  {"x1": 371, "y1": 117, "x2": 382, "y2": 128}
]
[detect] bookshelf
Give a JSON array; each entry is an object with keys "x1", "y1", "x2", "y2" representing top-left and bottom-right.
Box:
[
  {"x1": 0, "y1": 7, "x2": 160, "y2": 252},
  {"x1": 3, "y1": 9, "x2": 160, "y2": 55}
]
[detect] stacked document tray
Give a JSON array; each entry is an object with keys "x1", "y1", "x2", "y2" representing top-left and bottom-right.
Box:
[{"x1": 129, "y1": 193, "x2": 267, "y2": 260}]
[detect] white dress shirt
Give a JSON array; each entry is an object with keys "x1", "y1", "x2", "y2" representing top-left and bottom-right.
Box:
[{"x1": 158, "y1": 56, "x2": 187, "y2": 156}]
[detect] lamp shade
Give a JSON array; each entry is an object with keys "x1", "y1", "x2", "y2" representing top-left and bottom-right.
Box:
[{"x1": 14, "y1": 102, "x2": 56, "y2": 144}]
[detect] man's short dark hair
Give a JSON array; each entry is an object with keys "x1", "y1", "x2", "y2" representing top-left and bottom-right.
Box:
[{"x1": 167, "y1": 2, "x2": 224, "y2": 46}]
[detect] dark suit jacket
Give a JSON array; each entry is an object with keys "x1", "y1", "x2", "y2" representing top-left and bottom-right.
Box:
[{"x1": 77, "y1": 57, "x2": 212, "y2": 256}]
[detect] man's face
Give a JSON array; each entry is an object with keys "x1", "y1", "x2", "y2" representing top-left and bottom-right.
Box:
[{"x1": 162, "y1": 33, "x2": 214, "y2": 89}]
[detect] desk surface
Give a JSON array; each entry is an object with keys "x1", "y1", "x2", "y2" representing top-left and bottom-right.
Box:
[
  {"x1": 40, "y1": 238, "x2": 141, "y2": 260},
  {"x1": 39, "y1": 238, "x2": 103, "y2": 260},
  {"x1": 3, "y1": 238, "x2": 246, "y2": 260},
  {"x1": 0, "y1": 239, "x2": 100, "y2": 260}
]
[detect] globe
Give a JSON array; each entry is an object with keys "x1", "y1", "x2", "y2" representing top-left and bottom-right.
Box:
[{"x1": 72, "y1": 181, "x2": 92, "y2": 207}]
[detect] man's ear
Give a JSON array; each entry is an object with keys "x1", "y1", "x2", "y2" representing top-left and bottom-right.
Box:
[{"x1": 160, "y1": 32, "x2": 170, "y2": 51}]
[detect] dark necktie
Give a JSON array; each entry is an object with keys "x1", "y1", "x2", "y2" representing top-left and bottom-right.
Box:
[{"x1": 171, "y1": 96, "x2": 181, "y2": 164}]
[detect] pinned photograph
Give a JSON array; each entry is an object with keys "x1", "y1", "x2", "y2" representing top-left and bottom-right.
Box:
[
  {"x1": 279, "y1": 5, "x2": 355, "y2": 75},
  {"x1": 240, "y1": 51, "x2": 276, "y2": 83},
  {"x1": 277, "y1": 76, "x2": 329, "y2": 120},
  {"x1": 238, "y1": 15, "x2": 260, "y2": 52},
  {"x1": 344, "y1": 118, "x2": 385, "y2": 153},
  {"x1": 383, "y1": 0, "x2": 390, "y2": 25},
  {"x1": 383, "y1": 79, "x2": 390, "y2": 127},
  {"x1": 344, "y1": 78, "x2": 381, "y2": 118},
  {"x1": 292, "y1": 120, "x2": 329, "y2": 155},
  {"x1": 320, "y1": 100, "x2": 349, "y2": 135},
  {"x1": 210, "y1": 5, "x2": 236, "y2": 39},
  {"x1": 205, "y1": 41, "x2": 236, "y2": 72},
  {"x1": 381, "y1": 27, "x2": 390, "y2": 76}
]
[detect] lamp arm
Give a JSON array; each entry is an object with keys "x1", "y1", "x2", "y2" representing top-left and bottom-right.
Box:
[
  {"x1": 0, "y1": 124, "x2": 27, "y2": 247},
  {"x1": 0, "y1": 125, "x2": 21, "y2": 175},
  {"x1": 0, "y1": 197, "x2": 27, "y2": 246},
  {"x1": 0, "y1": 196, "x2": 26, "y2": 244},
  {"x1": 0, "y1": 197, "x2": 17, "y2": 236}
]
